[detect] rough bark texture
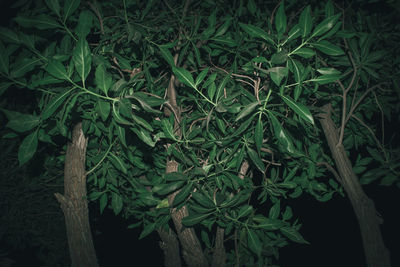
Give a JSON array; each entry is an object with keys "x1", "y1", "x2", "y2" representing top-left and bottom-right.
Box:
[
  {"x1": 211, "y1": 227, "x2": 226, "y2": 267},
  {"x1": 166, "y1": 160, "x2": 209, "y2": 267},
  {"x1": 54, "y1": 123, "x2": 99, "y2": 267},
  {"x1": 158, "y1": 228, "x2": 182, "y2": 267},
  {"x1": 318, "y1": 104, "x2": 391, "y2": 267}
]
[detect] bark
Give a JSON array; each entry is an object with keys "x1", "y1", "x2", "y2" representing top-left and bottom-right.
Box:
[
  {"x1": 211, "y1": 227, "x2": 226, "y2": 267},
  {"x1": 158, "y1": 228, "x2": 182, "y2": 267},
  {"x1": 54, "y1": 123, "x2": 99, "y2": 267},
  {"x1": 166, "y1": 160, "x2": 209, "y2": 267},
  {"x1": 318, "y1": 104, "x2": 390, "y2": 267}
]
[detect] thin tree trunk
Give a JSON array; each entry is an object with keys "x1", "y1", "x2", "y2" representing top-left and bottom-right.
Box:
[
  {"x1": 166, "y1": 160, "x2": 209, "y2": 267},
  {"x1": 55, "y1": 123, "x2": 99, "y2": 267},
  {"x1": 211, "y1": 227, "x2": 226, "y2": 267},
  {"x1": 318, "y1": 104, "x2": 390, "y2": 267}
]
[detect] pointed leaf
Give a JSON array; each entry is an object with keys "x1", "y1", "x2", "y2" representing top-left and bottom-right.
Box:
[
  {"x1": 269, "y1": 200, "x2": 280, "y2": 219},
  {"x1": 280, "y1": 94, "x2": 314, "y2": 124},
  {"x1": 73, "y1": 39, "x2": 92, "y2": 84},
  {"x1": 139, "y1": 223, "x2": 156, "y2": 239},
  {"x1": 313, "y1": 40, "x2": 344, "y2": 56},
  {"x1": 247, "y1": 229, "x2": 262, "y2": 256},
  {"x1": 172, "y1": 183, "x2": 193, "y2": 206},
  {"x1": 41, "y1": 88, "x2": 74, "y2": 120},
  {"x1": 238, "y1": 23, "x2": 274, "y2": 45},
  {"x1": 14, "y1": 15, "x2": 62, "y2": 30},
  {"x1": 109, "y1": 152, "x2": 128, "y2": 174},
  {"x1": 311, "y1": 14, "x2": 341, "y2": 38},
  {"x1": 95, "y1": 64, "x2": 112, "y2": 95},
  {"x1": 238, "y1": 205, "x2": 253, "y2": 219},
  {"x1": 97, "y1": 99, "x2": 110, "y2": 121},
  {"x1": 153, "y1": 181, "x2": 185, "y2": 196},
  {"x1": 299, "y1": 6, "x2": 312, "y2": 37},
  {"x1": 75, "y1": 10, "x2": 93, "y2": 39},
  {"x1": 18, "y1": 130, "x2": 38, "y2": 165},
  {"x1": 182, "y1": 213, "x2": 211, "y2": 226},
  {"x1": 268, "y1": 111, "x2": 295, "y2": 154},
  {"x1": 0, "y1": 27, "x2": 20, "y2": 43},
  {"x1": 131, "y1": 127, "x2": 156, "y2": 147},
  {"x1": 310, "y1": 74, "x2": 340, "y2": 85},
  {"x1": 45, "y1": 59, "x2": 70, "y2": 80},
  {"x1": 254, "y1": 118, "x2": 263, "y2": 155},
  {"x1": 172, "y1": 67, "x2": 196, "y2": 89},
  {"x1": 4, "y1": 110, "x2": 40, "y2": 133},
  {"x1": 11, "y1": 58, "x2": 41, "y2": 78},
  {"x1": 111, "y1": 192, "x2": 123, "y2": 215},
  {"x1": 235, "y1": 101, "x2": 259, "y2": 122},
  {"x1": 247, "y1": 147, "x2": 265, "y2": 173},
  {"x1": 292, "y1": 47, "x2": 315, "y2": 58},
  {"x1": 215, "y1": 74, "x2": 230, "y2": 101},
  {"x1": 195, "y1": 67, "x2": 209, "y2": 87},
  {"x1": 280, "y1": 226, "x2": 309, "y2": 244},
  {"x1": 270, "y1": 67, "x2": 288, "y2": 86},
  {"x1": 158, "y1": 45, "x2": 175, "y2": 67},
  {"x1": 161, "y1": 119, "x2": 176, "y2": 140},
  {"x1": 45, "y1": 0, "x2": 61, "y2": 17},
  {"x1": 275, "y1": 1, "x2": 287, "y2": 34},
  {"x1": 63, "y1": 0, "x2": 81, "y2": 22}
]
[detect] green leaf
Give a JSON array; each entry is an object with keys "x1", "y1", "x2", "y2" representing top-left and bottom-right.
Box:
[
  {"x1": 280, "y1": 226, "x2": 309, "y2": 244},
  {"x1": 109, "y1": 152, "x2": 128, "y2": 174},
  {"x1": 75, "y1": 10, "x2": 93, "y2": 39},
  {"x1": 111, "y1": 192, "x2": 123, "y2": 215},
  {"x1": 73, "y1": 39, "x2": 92, "y2": 85},
  {"x1": 172, "y1": 67, "x2": 196, "y2": 89},
  {"x1": 182, "y1": 213, "x2": 212, "y2": 226},
  {"x1": 255, "y1": 217, "x2": 283, "y2": 230},
  {"x1": 299, "y1": 6, "x2": 312, "y2": 37},
  {"x1": 254, "y1": 118, "x2": 263, "y2": 155},
  {"x1": 153, "y1": 181, "x2": 185, "y2": 195},
  {"x1": 11, "y1": 58, "x2": 41, "y2": 78},
  {"x1": 173, "y1": 183, "x2": 193, "y2": 206},
  {"x1": 3, "y1": 110, "x2": 40, "y2": 132},
  {"x1": 269, "y1": 200, "x2": 280, "y2": 219},
  {"x1": 132, "y1": 114, "x2": 153, "y2": 132},
  {"x1": 238, "y1": 23, "x2": 274, "y2": 45},
  {"x1": 271, "y1": 50, "x2": 288, "y2": 64},
  {"x1": 0, "y1": 41, "x2": 9, "y2": 75},
  {"x1": 14, "y1": 15, "x2": 62, "y2": 30},
  {"x1": 195, "y1": 67, "x2": 209, "y2": 87},
  {"x1": 247, "y1": 147, "x2": 265, "y2": 173},
  {"x1": 280, "y1": 94, "x2": 314, "y2": 124},
  {"x1": 97, "y1": 99, "x2": 110, "y2": 121},
  {"x1": 18, "y1": 130, "x2": 38, "y2": 165},
  {"x1": 99, "y1": 193, "x2": 107, "y2": 214},
  {"x1": 275, "y1": 1, "x2": 287, "y2": 35},
  {"x1": 247, "y1": 229, "x2": 262, "y2": 256},
  {"x1": 215, "y1": 74, "x2": 230, "y2": 101},
  {"x1": 238, "y1": 205, "x2": 253, "y2": 219},
  {"x1": 95, "y1": 64, "x2": 112, "y2": 95},
  {"x1": 316, "y1": 67, "x2": 341, "y2": 75},
  {"x1": 0, "y1": 27, "x2": 20, "y2": 43},
  {"x1": 313, "y1": 40, "x2": 345, "y2": 56},
  {"x1": 191, "y1": 191, "x2": 215, "y2": 208},
  {"x1": 158, "y1": 45, "x2": 175, "y2": 67},
  {"x1": 131, "y1": 127, "x2": 156, "y2": 147},
  {"x1": 63, "y1": 0, "x2": 81, "y2": 22},
  {"x1": 310, "y1": 74, "x2": 340, "y2": 85},
  {"x1": 311, "y1": 13, "x2": 341, "y2": 38},
  {"x1": 270, "y1": 67, "x2": 288, "y2": 86},
  {"x1": 45, "y1": 59, "x2": 70, "y2": 80},
  {"x1": 210, "y1": 37, "x2": 237, "y2": 47},
  {"x1": 292, "y1": 47, "x2": 315, "y2": 58},
  {"x1": 289, "y1": 59, "x2": 304, "y2": 83},
  {"x1": 139, "y1": 223, "x2": 156, "y2": 239},
  {"x1": 41, "y1": 88, "x2": 74, "y2": 120},
  {"x1": 268, "y1": 111, "x2": 295, "y2": 154},
  {"x1": 161, "y1": 119, "x2": 176, "y2": 140},
  {"x1": 45, "y1": 0, "x2": 61, "y2": 17},
  {"x1": 235, "y1": 101, "x2": 259, "y2": 122}
]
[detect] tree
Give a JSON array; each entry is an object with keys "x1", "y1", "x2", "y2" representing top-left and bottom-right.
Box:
[{"x1": 1, "y1": 0, "x2": 398, "y2": 266}]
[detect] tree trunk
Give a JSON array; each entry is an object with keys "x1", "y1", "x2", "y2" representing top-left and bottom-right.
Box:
[
  {"x1": 55, "y1": 123, "x2": 99, "y2": 267},
  {"x1": 166, "y1": 160, "x2": 209, "y2": 267},
  {"x1": 318, "y1": 104, "x2": 391, "y2": 267},
  {"x1": 158, "y1": 228, "x2": 182, "y2": 267},
  {"x1": 211, "y1": 227, "x2": 226, "y2": 267}
]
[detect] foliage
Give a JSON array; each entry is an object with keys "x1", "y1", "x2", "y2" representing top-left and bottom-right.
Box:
[{"x1": 0, "y1": 0, "x2": 398, "y2": 265}]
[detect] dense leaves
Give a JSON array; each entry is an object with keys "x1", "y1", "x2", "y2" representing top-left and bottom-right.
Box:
[{"x1": 1, "y1": 0, "x2": 399, "y2": 266}]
